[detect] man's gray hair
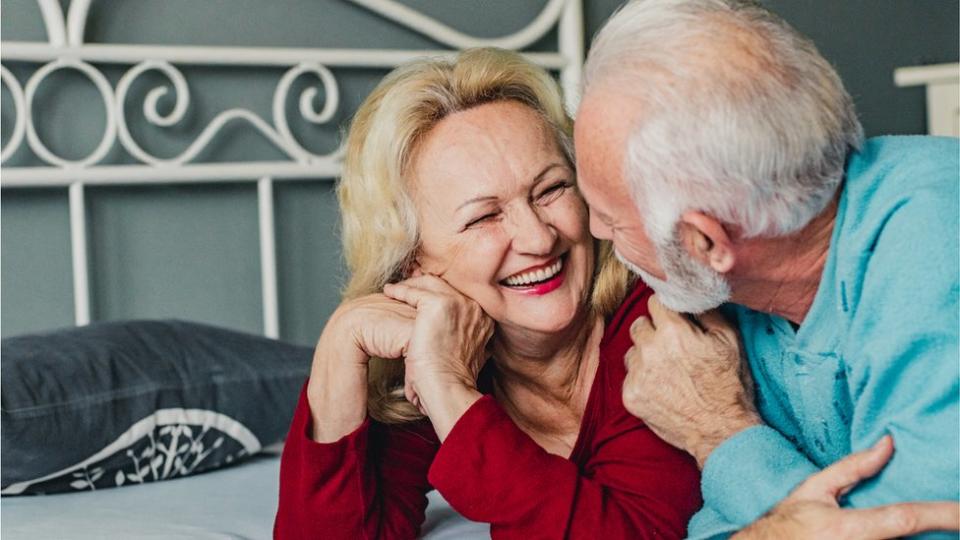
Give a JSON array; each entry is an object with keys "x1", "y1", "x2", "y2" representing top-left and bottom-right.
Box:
[{"x1": 583, "y1": 0, "x2": 864, "y2": 240}]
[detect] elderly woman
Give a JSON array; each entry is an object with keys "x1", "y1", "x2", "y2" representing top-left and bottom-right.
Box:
[{"x1": 274, "y1": 48, "x2": 701, "y2": 539}]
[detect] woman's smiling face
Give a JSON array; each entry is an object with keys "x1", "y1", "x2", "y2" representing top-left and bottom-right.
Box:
[{"x1": 409, "y1": 100, "x2": 594, "y2": 336}]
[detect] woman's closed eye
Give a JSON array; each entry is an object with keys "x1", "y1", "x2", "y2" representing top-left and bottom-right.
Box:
[
  {"x1": 464, "y1": 211, "x2": 501, "y2": 230},
  {"x1": 536, "y1": 181, "x2": 572, "y2": 205}
]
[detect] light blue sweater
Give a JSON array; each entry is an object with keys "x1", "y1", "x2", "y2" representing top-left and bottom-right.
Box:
[{"x1": 688, "y1": 136, "x2": 960, "y2": 539}]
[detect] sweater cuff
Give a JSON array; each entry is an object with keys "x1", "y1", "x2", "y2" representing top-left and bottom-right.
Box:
[
  {"x1": 702, "y1": 424, "x2": 819, "y2": 525},
  {"x1": 429, "y1": 394, "x2": 504, "y2": 471},
  {"x1": 427, "y1": 396, "x2": 510, "y2": 507},
  {"x1": 298, "y1": 410, "x2": 371, "y2": 463}
]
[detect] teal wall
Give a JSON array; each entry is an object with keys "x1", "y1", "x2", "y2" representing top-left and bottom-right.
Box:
[{"x1": 2, "y1": 0, "x2": 958, "y2": 344}]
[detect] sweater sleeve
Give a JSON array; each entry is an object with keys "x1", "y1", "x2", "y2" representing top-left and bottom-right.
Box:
[
  {"x1": 697, "y1": 425, "x2": 820, "y2": 529},
  {"x1": 428, "y1": 395, "x2": 702, "y2": 539},
  {"x1": 274, "y1": 384, "x2": 439, "y2": 540},
  {"x1": 842, "y1": 191, "x2": 959, "y2": 513},
  {"x1": 695, "y1": 187, "x2": 960, "y2": 537}
]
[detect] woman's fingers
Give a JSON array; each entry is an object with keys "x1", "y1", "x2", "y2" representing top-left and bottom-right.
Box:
[
  {"x1": 341, "y1": 294, "x2": 416, "y2": 360},
  {"x1": 383, "y1": 281, "x2": 431, "y2": 308},
  {"x1": 404, "y1": 382, "x2": 419, "y2": 409},
  {"x1": 386, "y1": 274, "x2": 459, "y2": 299},
  {"x1": 404, "y1": 383, "x2": 427, "y2": 416},
  {"x1": 790, "y1": 435, "x2": 895, "y2": 502}
]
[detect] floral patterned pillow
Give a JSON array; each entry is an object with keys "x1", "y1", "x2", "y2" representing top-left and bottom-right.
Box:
[{"x1": 0, "y1": 320, "x2": 311, "y2": 495}]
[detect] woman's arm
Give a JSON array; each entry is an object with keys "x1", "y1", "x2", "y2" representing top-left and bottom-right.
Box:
[
  {"x1": 304, "y1": 299, "x2": 404, "y2": 442},
  {"x1": 275, "y1": 296, "x2": 440, "y2": 540},
  {"x1": 426, "y1": 397, "x2": 701, "y2": 539},
  {"x1": 383, "y1": 276, "x2": 700, "y2": 538},
  {"x1": 275, "y1": 385, "x2": 438, "y2": 540},
  {"x1": 382, "y1": 276, "x2": 493, "y2": 441}
]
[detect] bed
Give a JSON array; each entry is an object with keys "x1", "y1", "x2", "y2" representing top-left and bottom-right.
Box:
[
  {"x1": 0, "y1": 0, "x2": 584, "y2": 538},
  {"x1": 1, "y1": 447, "x2": 489, "y2": 540}
]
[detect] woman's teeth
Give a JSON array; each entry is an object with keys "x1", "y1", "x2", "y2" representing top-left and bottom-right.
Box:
[{"x1": 503, "y1": 258, "x2": 563, "y2": 286}]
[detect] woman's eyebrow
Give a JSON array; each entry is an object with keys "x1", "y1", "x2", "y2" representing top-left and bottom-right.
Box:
[
  {"x1": 456, "y1": 195, "x2": 498, "y2": 213},
  {"x1": 532, "y1": 162, "x2": 569, "y2": 186}
]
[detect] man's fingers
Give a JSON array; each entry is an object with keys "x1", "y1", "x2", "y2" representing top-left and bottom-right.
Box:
[
  {"x1": 630, "y1": 315, "x2": 655, "y2": 342},
  {"x1": 845, "y1": 501, "x2": 960, "y2": 538},
  {"x1": 696, "y1": 309, "x2": 736, "y2": 337},
  {"x1": 647, "y1": 294, "x2": 695, "y2": 331},
  {"x1": 624, "y1": 345, "x2": 643, "y2": 371},
  {"x1": 792, "y1": 435, "x2": 894, "y2": 501}
]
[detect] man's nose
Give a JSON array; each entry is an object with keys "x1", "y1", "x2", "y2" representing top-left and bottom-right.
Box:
[{"x1": 589, "y1": 211, "x2": 611, "y2": 240}]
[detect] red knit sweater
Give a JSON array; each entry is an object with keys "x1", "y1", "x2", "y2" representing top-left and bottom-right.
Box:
[{"x1": 274, "y1": 283, "x2": 702, "y2": 539}]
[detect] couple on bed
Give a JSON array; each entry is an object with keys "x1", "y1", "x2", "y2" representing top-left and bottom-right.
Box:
[{"x1": 275, "y1": 1, "x2": 960, "y2": 539}]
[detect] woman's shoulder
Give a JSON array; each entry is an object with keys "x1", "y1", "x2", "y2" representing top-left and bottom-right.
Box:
[
  {"x1": 591, "y1": 280, "x2": 652, "y2": 405},
  {"x1": 602, "y1": 280, "x2": 653, "y2": 353},
  {"x1": 576, "y1": 280, "x2": 655, "y2": 455}
]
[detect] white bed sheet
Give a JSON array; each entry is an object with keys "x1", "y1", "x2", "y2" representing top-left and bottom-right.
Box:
[{"x1": 1, "y1": 450, "x2": 489, "y2": 539}]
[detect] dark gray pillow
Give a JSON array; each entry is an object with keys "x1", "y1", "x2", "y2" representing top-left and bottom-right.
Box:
[{"x1": 1, "y1": 319, "x2": 312, "y2": 495}]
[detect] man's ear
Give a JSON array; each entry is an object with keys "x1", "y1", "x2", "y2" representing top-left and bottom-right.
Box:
[{"x1": 677, "y1": 211, "x2": 735, "y2": 274}]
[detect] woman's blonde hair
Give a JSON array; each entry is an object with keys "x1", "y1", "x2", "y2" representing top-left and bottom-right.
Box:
[{"x1": 338, "y1": 48, "x2": 633, "y2": 423}]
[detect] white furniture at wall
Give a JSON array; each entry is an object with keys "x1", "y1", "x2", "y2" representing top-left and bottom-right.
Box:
[
  {"x1": 0, "y1": 0, "x2": 585, "y2": 339},
  {"x1": 894, "y1": 62, "x2": 960, "y2": 137}
]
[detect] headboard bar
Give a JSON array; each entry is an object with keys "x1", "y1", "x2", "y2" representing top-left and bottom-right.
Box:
[{"x1": 1, "y1": 42, "x2": 569, "y2": 70}]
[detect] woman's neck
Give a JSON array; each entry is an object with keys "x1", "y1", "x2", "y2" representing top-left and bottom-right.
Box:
[{"x1": 490, "y1": 310, "x2": 604, "y2": 426}]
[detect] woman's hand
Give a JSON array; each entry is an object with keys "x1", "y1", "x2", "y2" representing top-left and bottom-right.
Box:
[
  {"x1": 306, "y1": 294, "x2": 416, "y2": 442},
  {"x1": 383, "y1": 275, "x2": 494, "y2": 440}
]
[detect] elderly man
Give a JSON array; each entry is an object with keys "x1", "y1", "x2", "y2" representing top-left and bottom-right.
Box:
[{"x1": 575, "y1": 0, "x2": 959, "y2": 538}]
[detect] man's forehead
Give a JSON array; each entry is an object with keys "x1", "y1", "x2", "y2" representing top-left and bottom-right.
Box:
[
  {"x1": 576, "y1": 95, "x2": 633, "y2": 182},
  {"x1": 576, "y1": 89, "x2": 635, "y2": 158},
  {"x1": 573, "y1": 91, "x2": 609, "y2": 142}
]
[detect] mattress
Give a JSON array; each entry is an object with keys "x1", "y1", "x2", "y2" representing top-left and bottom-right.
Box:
[{"x1": 0, "y1": 449, "x2": 489, "y2": 539}]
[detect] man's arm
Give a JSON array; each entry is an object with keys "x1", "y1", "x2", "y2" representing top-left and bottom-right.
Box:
[
  {"x1": 838, "y1": 189, "x2": 959, "y2": 512},
  {"x1": 735, "y1": 436, "x2": 960, "y2": 539},
  {"x1": 686, "y1": 438, "x2": 960, "y2": 540},
  {"x1": 625, "y1": 265, "x2": 959, "y2": 532},
  {"x1": 623, "y1": 298, "x2": 821, "y2": 525}
]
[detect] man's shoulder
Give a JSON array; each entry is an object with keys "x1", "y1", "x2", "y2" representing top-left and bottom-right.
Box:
[
  {"x1": 833, "y1": 136, "x2": 959, "y2": 341},
  {"x1": 847, "y1": 135, "x2": 958, "y2": 196},
  {"x1": 840, "y1": 136, "x2": 958, "y2": 253},
  {"x1": 719, "y1": 304, "x2": 786, "y2": 350}
]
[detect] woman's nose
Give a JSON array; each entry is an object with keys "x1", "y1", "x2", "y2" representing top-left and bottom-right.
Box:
[{"x1": 509, "y1": 206, "x2": 557, "y2": 255}]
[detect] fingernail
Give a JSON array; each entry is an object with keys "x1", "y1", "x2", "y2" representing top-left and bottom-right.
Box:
[{"x1": 872, "y1": 433, "x2": 893, "y2": 452}]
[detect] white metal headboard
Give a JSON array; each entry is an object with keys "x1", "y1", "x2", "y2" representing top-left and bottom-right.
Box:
[
  {"x1": 1, "y1": 0, "x2": 584, "y2": 339},
  {"x1": 894, "y1": 62, "x2": 960, "y2": 137}
]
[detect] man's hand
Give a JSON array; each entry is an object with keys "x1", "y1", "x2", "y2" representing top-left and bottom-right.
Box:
[
  {"x1": 734, "y1": 436, "x2": 960, "y2": 539},
  {"x1": 622, "y1": 294, "x2": 761, "y2": 467}
]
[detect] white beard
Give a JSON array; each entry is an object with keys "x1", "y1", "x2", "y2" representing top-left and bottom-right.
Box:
[{"x1": 615, "y1": 236, "x2": 730, "y2": 314}]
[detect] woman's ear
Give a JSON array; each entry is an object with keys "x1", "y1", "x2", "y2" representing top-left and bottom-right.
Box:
[
  {"x1": 677, "y1": 211, "x2": 736, "y2": 274},
  {"x1": 407, "y1": 258, "x2": 424, "y2": 278}
]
